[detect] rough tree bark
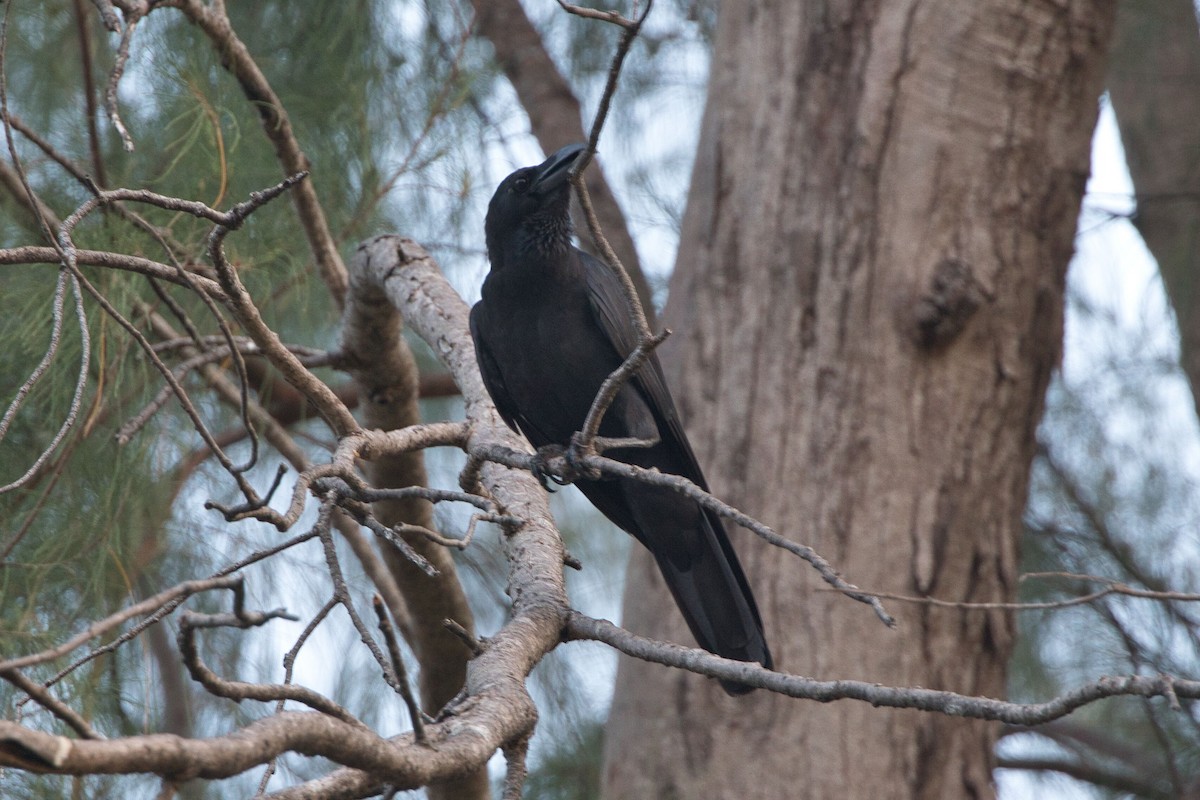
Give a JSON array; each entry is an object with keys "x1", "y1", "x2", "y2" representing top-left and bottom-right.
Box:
[
  {"x1": 341, "y1": 257, "x2": 488, "y2": 800},
  {"x1": 603, "y1": 1, "x2": 1115, "y2": 798},
  {"x1": 1106, "y1": 0, "x2": 1200, "y2": 415}
]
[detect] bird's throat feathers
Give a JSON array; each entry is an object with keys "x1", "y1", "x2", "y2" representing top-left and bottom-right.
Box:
[{"x1": 489, "y1": 210, "x2": 575, "y2": 270}]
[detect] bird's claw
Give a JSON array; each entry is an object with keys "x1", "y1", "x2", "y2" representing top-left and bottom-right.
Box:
[
  {"x1": 532, "y1": 445, "x2": 571, "y2": 491},
  {"x1": 531, "y1": 442, "x2": 603, "y2": 488}
]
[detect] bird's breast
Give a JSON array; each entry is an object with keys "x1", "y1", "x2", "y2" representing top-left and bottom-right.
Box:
[{"x1": 481, "y1": 275, "x2": 623, "y2": 446}]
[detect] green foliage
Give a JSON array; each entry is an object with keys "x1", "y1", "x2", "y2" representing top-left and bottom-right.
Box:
[{"x1": 524, "y1": 718, "x2": 605, "y2": 800}]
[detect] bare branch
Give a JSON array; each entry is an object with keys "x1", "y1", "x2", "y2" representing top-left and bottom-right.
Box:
[
  {"x1": 0, "y1": 86, "x2": 93, "y2": 495},
  {"x1": 997, "y1": 754, "x2": 1174, "y2": 799},
  {"x1": 568, "y1": 0, "x2": 654, "y2": 338},
  {"x1": 0, "y1": 267, "x2": 90, "y2": 496},
  {"x1": 443, "y1": 619, "x2": 484, "y2": 658},
  {"x1": 90, "y1": 0, "x2": 121, "y2": 33},
  {"x1": 1, "y1": 669, "x2": 101, "y2": 740},
  {"x1": 500, "y1": 734, "x2": 530, "y2": 800},
  {"x1": 0, "y1": 247, "x2": 228, "y2": 301},
  {"x1": 103, "y1": 3, "x2": 143, "y2": 151},
  {"x1": 573, "y1": 328, "x2": 670, "y2": 457},
  {"x1": 372, "y1": 597, "x2": 427, "y2": 745},
  {"x1": 116, "y1": 347, "x2": 237, "y2": 443},
  {"x1": 66, "y1": 264, "x2": 269, "y2": 500},
  {"x1": 843, "y1": 571, "x2": 1200, "y2": 611},
  {"x1": 467, "y1": 436, "x2": 894, "y2": 626},
  {"x1": 566, "y1": 613, "x2": 1200, "y2": 724},
  {"x1": 0, "y1": 270, "x2": 68, "y2": 441},
  {"x1": 554, "y1": 0, "x2": 657, "y2": 456},
  {"x1": 177, "y1": 612, "x2": 368, "y2": 728},
  {"x1": 0, "y1": 575, "x2": 251, "y2": 673},
  {"x1": 5, "y1": 111, "x2": 92, "y2": 186},
  {"x1": 202, "y1": 174, "x2": 361, "y2": 439},
  {"x1": 0, "y1": 712, "x2": 466, "y2": 783},
  {"x1": 469, "y1": 0, "x2": 654, "y2": 315},
  {"x1": 556, "y1": 2, "x2": 637, "y2": 27},
  {"x1": 316, "y1": 512, "x2": 409, "y2": 696}
]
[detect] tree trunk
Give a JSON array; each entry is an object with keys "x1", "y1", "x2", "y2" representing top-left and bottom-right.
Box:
[
  {"x1": 602, "y1": 1, "x2": 1114, "y2": 798},
  {"x1": 1106, "y1": 0, "x2": 1200, "y2": 416}
]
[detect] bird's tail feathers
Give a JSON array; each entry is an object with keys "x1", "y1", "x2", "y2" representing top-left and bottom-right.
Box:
[{"x1": 654, "y1": 512, "x2": 772, "y2": 695}]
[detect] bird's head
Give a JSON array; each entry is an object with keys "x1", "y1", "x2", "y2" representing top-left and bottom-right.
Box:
[{"x1": 485, "y1": 143, "x2": 586, "y2": 266}]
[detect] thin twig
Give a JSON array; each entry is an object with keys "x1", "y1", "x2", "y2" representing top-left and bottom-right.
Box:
[
  {"x1": 0, "y1": 246, "x2": 228, "y2": 301},
  {"x1": 116, "y1": 347, "x2": 235, "y2": 443},
  {"x1": 0, "y1": 81, "x2": 94, "y2": 495},
  {"x1": 204, "y1": 173, "x2": 360, "y2": 440},
  {"x1": 840, "y1": 572, "x2": 1200, "y2": 611},
  {"x1": 372, "y1": 596, "x2": 427, "y2": 744},
  {"x1": 471, "y1": 439, "x2": 895, "y2": 626},
  {"x1": 443, "y1": 619, "x2": 484, "y2": 658},
  {"x1": 0, "y1": 575, "x2": 249, "y2": 673},
  {"x1": 177, "y1": 612, "x2": 370, "y2": 728},
  {"x1": 68, "y1": 265, "x2": 265, "y2": 496},
  {"x1": 0, "y1": 271, "x2": 67, "y2": 442},
  {"x1": 103, "y1": 4, "x2": 142, "y2": 151},
  {"x1": 560, "y1": 0, "x2": 657, "y2": 453},
  {"x1": 0, "y1": 267, "x2": 91, "y2": 495},
  {"x1": 565, "y1": 612, "x2": 1200, "y2": 723},
  {"x1": 5, "y1": 525, "x2": 317, "y2": 689},
  {"x1": 90, "y1": 0, "x2": 121, "y2": 32},
  {"x1": 1, "y1": 669, "x2": 102, "y2": 740},
  {"x1": 568, "y1": 0, "x2": 654, "y2": 339},
  {"x1": 316, "y1": 512, "x2": 408, "y2": 695},
  {"x1": 556, "y1": 1, "x2": 640, "y2": 28},
  {"x1": 175, "y1": 0, "x2": 349, "y2": 302},
  {"x1": 70, "y1": 0, "x2": 108, "y2": 186},
  {"x1": 281, "y1": 599, "x2": 338, "y2": 693},
  {"x1": 573, "y1": 328, "x2": 669, "y2": 455}
]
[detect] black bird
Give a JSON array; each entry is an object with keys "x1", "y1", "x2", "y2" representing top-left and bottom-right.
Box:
[{"x1": 470, "y1": 143, "x2": 772, "y2": 694}]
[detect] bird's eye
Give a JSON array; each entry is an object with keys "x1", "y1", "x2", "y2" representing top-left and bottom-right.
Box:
[{"x1": 512, "y1": 176, "x2": 530, "y2": 193}]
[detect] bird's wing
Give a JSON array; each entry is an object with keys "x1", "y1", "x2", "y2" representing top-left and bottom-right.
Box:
[
  {"x1": 579, "y1": 249, "x2": 710, "y2": 491},
  {"x1": 469, "y1": 301, "x2": 521, "y2": 433}
]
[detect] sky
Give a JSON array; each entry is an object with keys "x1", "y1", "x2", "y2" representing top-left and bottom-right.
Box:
[{"x1": 995, "y1": 100, "x2": 1198, "y2": 799}]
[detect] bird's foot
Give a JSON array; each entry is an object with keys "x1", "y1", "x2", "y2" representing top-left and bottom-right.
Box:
[
  {"x1": 566, "y1": 433, "x2": 604, "y2": 481},
  {"x1": 531, "y1": 441, "x2": 603, "y2": 488},
  {"x1": 531, "y1": 445, "x2": 572, "y2": 491}
]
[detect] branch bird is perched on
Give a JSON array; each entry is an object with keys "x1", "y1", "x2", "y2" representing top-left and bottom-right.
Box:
[{"x1": 470, "y1": 144, "x2": 772, "y2": 694}]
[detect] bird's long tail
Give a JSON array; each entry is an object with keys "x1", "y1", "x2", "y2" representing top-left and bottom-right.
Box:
[
  {"x1": 651, "y1": 509, "x2": 772, "y2": 695},
  {"x1": 578, "y1": 476, "x2": 772, "y2": 695}
]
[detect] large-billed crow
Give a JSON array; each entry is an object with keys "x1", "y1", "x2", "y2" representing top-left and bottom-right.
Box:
[{"x1": 469, "y1": 143, "x2": 771, "y2": 694}]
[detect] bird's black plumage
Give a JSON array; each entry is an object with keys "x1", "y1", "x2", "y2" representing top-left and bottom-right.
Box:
[{"x1": 470, "y1": 144, "x2": 772, "y2": 694}]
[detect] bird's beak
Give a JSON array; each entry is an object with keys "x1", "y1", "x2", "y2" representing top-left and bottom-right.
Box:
[{"x1": 531, "y1": 143, "x2": 587, "y2": 194}]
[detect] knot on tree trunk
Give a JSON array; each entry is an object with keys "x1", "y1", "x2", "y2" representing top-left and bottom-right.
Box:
[{"x1": 907, "y1": 258, "x2": 987, "y2": 349}]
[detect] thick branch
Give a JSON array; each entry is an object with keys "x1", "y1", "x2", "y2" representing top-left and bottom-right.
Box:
[
  {"x1": 344, "y1": 241, "x2": 481, "y2": 750},
  {"x1": 0, "y1": 712, "x2": 493, "y2": 784}
]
